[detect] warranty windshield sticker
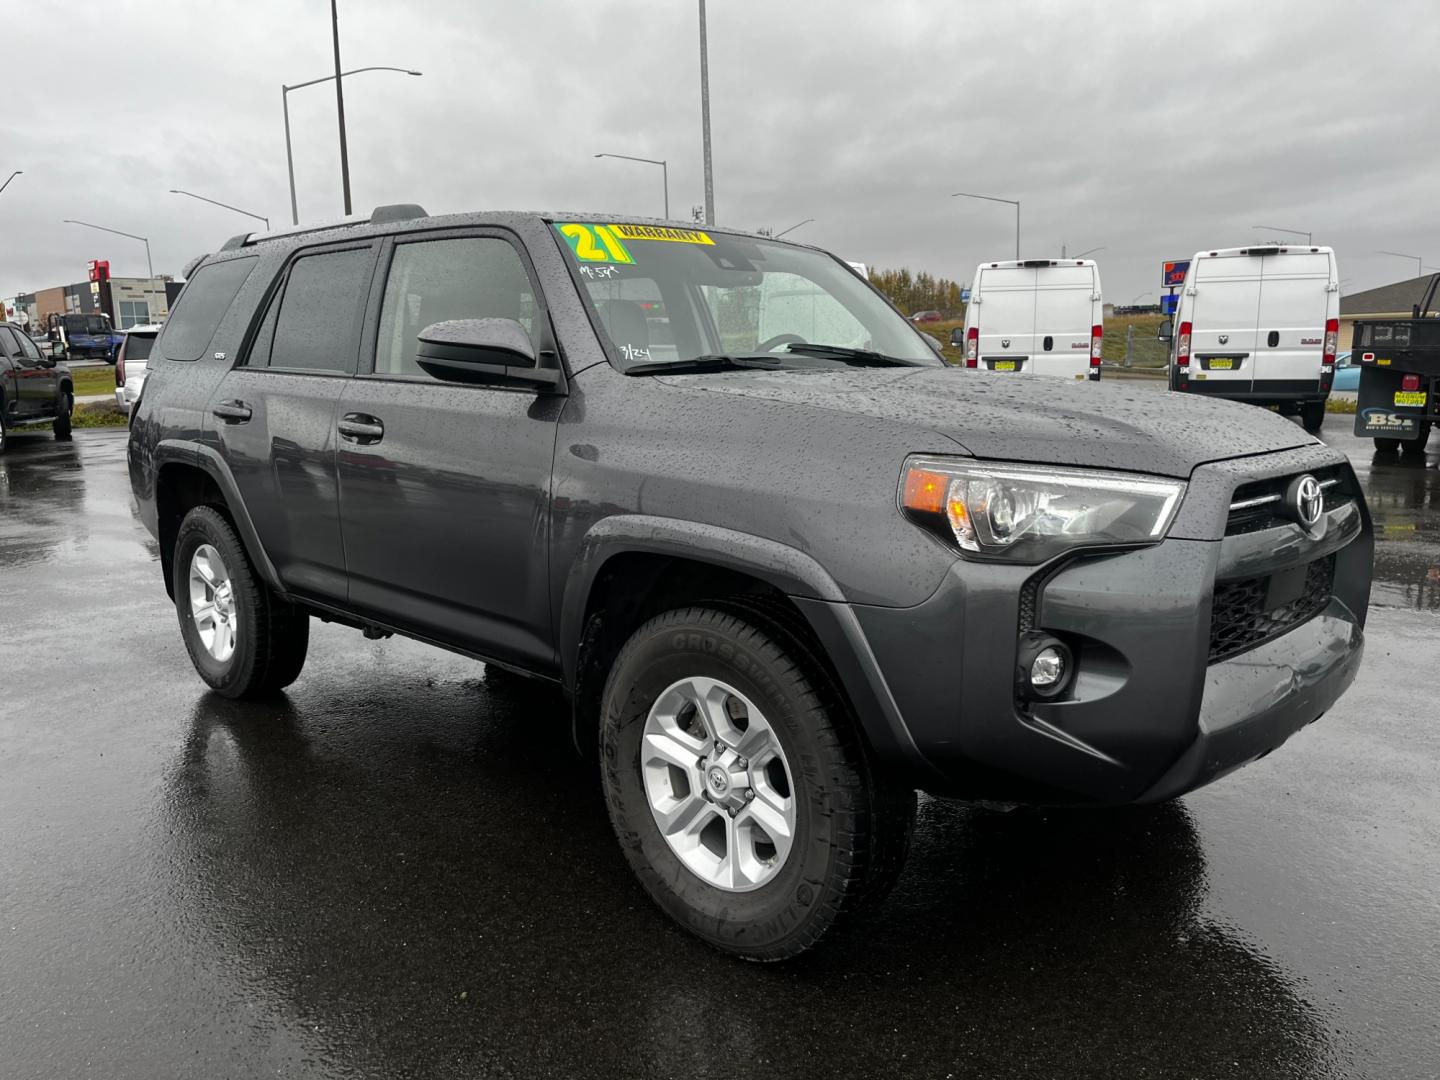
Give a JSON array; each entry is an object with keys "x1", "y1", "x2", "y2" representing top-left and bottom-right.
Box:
[
  {"x1": 608, "y1": 223, "x2": 715, "y2": 246},
  {"x1": 554, "y1": 223, "x2": 636, "y2": 264}
]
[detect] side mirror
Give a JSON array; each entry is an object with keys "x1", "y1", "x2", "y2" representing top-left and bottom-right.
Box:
[
  {"x1": 415, "y1": 318, "x2": 560, "y2": 390},
  {"x1": 1157, "y1": 319, "x2": 1173, "y2": 342},
  {"x1": 923, "y1": 333, "x2": 946, "y2": 357},
  {"x1": 949, "y1": 328, "x2": 965, "y2": 346}
]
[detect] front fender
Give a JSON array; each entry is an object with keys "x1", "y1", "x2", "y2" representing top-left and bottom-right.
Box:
[{"x1": 557, "y1": 515, "x2": 939, "y2": 781}]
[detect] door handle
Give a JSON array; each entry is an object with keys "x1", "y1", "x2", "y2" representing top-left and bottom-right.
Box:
[
  {"x1": 212, "y1": 399, "x2": 252, "y2": 423},
  {"x1": 338, "y1": 412, "x2": 384, "y2": 444}
]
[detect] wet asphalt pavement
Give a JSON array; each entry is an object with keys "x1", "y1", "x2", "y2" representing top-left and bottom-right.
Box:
[{"x1": 1, "y1": 424, "x2": 1437, "y2": 1080}]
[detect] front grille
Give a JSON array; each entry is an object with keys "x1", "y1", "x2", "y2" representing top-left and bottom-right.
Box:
[
  {"x1": 1226, "y1": 466, "x2": 1348, "y2": 534},
  {"x1": 1208, "y1": 555, "x2": 1335, "y2": 664}
]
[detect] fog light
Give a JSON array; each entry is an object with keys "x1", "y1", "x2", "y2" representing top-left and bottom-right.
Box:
[
  {"x1": 1031, "y1": 647, "x2": 1066, "y2": 689},
  {"x1": 1016, "y1": 633, "x2": 1074, "y2": 701}
]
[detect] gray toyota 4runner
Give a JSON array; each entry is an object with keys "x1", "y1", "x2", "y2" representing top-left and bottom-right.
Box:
[{"x1": 129, "y1": 207, "x2": 1373, "y2": 959}]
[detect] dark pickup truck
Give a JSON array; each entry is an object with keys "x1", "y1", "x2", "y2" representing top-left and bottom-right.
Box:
[
  {"x1": 129, "y1": 206, "x2": 1372, "y2": 959},
  {"x1": 0, "y1": 322, "x2": 73, "y2": 450},
  {"x1": 1352, "y1": 273, "x2": 1440, "y2": 454}
]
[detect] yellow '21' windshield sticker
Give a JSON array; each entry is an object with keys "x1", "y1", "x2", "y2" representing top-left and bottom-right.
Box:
[
  {"x1": 555, "y1": 222, "x2": 717, "y2": 263},
  {"x1": 555, "y1": 223, "x2": 635, "y2": 264}
]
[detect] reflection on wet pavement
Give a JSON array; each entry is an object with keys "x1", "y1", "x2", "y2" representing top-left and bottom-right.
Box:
[{"x1": 1, "y1": 426, "x2": 1437, "y2": 1079}]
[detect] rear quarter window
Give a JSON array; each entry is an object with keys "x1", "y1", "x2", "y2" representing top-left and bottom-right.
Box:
[{"x1": 159, "y1": 257, "x2": 258, "y2": 361}]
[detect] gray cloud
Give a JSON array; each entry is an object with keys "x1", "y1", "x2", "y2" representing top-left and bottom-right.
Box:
[{"x1": 3, "y1": 0, "x2": 1437, "y2": 307}]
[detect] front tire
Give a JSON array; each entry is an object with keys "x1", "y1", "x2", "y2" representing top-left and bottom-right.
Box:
[
  {"x1": 173, "y1": 505, "x2": 309, "y2": 698},
  {"x1": 601, "y1": 606, "x2": 911, "y2": 960},
  {"x1": 53, "y1": 391, "x2": 72, "y2": 439},
  {"x1": 1300, "y1": 400, "x2": 1325, "y2": 433}
]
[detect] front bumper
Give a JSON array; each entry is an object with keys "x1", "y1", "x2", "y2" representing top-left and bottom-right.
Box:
[{"x1": 825, "y1": 445, "x2": 1373, "y2": 805}]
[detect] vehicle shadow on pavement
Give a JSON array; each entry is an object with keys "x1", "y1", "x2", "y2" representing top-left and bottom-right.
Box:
[{"x1": 158, "y1": 677, "x2": 1338, "y2": 1080}]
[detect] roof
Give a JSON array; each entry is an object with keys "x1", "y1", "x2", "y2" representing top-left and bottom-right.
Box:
[
  {"x1": 216, "y1": 205, "x2": 776, "y2": 257},
  {"x1": 1340, "y1": 274, "x2": 1440, "y2": 316}
]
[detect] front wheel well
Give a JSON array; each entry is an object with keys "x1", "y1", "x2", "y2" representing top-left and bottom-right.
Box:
[
  {"x1": 570, "y1": 553, "x2": 846, "y2": 759},
  {"x1": 155, "y1": 463, "x2": 229, "y2": 599}
]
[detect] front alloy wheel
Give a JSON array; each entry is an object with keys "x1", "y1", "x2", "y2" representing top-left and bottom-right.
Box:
[{"x1": 642, "y1": 676, "x2": 796, "y2": 892}]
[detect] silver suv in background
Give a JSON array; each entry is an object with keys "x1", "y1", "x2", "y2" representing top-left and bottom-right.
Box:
[{"x1": 114, "y1": 324, "x2": 163, "y2": 414}]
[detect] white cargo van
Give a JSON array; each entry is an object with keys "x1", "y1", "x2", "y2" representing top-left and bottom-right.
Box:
[
  {"x1": 959, "y1": 259, "x2": 1103, "y2": 380},
  {"x1": 1163, "y1": 245, "x2": 1339, "y2": 432}
]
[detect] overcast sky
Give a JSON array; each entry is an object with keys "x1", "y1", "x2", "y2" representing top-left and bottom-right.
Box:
[{"x1": 3, "y1": 0, "x2": 1438, "y2": 307}]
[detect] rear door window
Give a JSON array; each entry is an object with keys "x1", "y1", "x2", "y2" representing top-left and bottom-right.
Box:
[
  {"x1": 160, "y1": 257, "x2": 258, "y2": 361},
  {"x1": 267, "y1": 247, "x2": 375, "y2": 375}
]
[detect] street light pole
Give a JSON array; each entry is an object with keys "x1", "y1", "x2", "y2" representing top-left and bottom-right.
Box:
[
  {"x1": 283, "y1": 87, "x2": 299, "y2": 225},
  {"x1": 594, "y1": 153, "x2": 669, "y2": 219},
  {"x1": 0, "y1": 170, "x2": 21, "y2": 195},
  {"x1": 1378, "y1": 250, "x2": 1424, "y2": 278},
  {"x1": 63, "y1": 219, "x2": 153, "y2": 279},
  {"x1": 330, "y1": 0, "x2": 352, "y2": 217},
  {"x1": 774, "y1": 218, "x2": 815, "y2": 239},
  {"x1": 169, "y1": 189, "x2": 270, "y2": 230},
  {"x1": 1074, "y1": 245, "x2": 1106, "y2": 259},
  {"x1": 282, "y1": 67, "x2": 422, "y2": 226},
  {"x1": 952, "y1": 191, "x2": 1020, "y2": 259},
  {"x1": 698, "y1": 0, "x2": 714, "y2": 224}
]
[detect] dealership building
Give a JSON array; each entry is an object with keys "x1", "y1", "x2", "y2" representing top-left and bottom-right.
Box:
[{"x1": 3, "y1": 271, "x2": 179, "y2": 333}]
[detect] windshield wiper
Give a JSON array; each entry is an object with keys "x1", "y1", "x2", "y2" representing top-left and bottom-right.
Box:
[
  {"x1": 782, "y1": 343, "x2": 919, "y2": 367},
  {"x1": 624, "y1": 354, "x2": 786, "y2": 376}
]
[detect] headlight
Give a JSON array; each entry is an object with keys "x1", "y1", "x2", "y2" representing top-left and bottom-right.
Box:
[{"x1": 900, "y1": 457, "x2": 1185, "y2": 563}]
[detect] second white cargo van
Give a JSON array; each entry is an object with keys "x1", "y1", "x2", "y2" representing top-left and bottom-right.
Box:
[
  {"x1": 1163, "y1": 245, "x2": 1340, "y2": 432},
  {"x1": 960, "y1": 259, "x2": 1103, "y2": 380}
]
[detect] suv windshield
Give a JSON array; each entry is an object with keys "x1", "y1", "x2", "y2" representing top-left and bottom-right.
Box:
[{"x1": 553, "y1": 222, "x2": 940, "y2": 371}]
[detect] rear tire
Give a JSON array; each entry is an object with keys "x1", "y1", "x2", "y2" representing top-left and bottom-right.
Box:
[
  {"x1": 1401, "y1": 422, "x2": 1432, "y2": 455},
  {"x1": 1374, "y1": 438, "x2": 1400, "y2": 453},
  {"x1": 600, "y1": 605, "x2": 912, "y2": 960},
  {"x1": 53, "y1": 391, "x2": 72, "y2": 439},
  {"x1": 1300, "y1": 400, "x2": 1325, "y2": 433},
  {"x1": 173, "y1": 505, "x2": 309, "y2": 699}
]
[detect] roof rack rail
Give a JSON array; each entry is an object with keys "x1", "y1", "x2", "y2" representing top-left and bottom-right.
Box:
[{"x1": 210, "y1": 203, "x2": 431, "y2": 257}]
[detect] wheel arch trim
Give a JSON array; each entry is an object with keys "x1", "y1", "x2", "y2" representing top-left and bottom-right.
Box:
[
  {"x1": 153, "y1": 440, "x2": 285, "y2": 597},
  {"x1": 558, "y1": 515, "x2": 936, "y2": 778}
]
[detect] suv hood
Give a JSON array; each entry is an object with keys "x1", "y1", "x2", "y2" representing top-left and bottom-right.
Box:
[{"x1": 659, "y1": 366, "x2": 1316, "y2": 478}]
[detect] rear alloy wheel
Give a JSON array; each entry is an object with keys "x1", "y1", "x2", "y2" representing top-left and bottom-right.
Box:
[
  {"x1": 601, "y1": 606, "x2": 911, "y2": 960},
  {"x1": 173, "y1": 505, "x2": 309, "y2": 698},
  {"x1": 1300, "y1": 400, "x2": 1325, "y2": 433},
  {"x1": 53, "y1": 391, "x2": 73, "y2": 439}
]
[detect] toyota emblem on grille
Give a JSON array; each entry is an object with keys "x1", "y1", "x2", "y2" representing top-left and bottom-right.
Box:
[{"x1": 1287, "y1": 474, "x2": 1324, "y2": 527}]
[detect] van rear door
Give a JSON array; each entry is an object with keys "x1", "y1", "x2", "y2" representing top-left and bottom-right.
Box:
[
  {"x1": 1189, "y1": 253, "x2": 1263, "y2": 393},
  {"x1": 1031, "y1": 263, "x2": 1096, "y2": 379},
  {"x1": 973, "y1": 266, "x2": 1037, "y2": 373},
  {"x1": 1255, "y1": 251, "x2": 1332, "y2": 394}
]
